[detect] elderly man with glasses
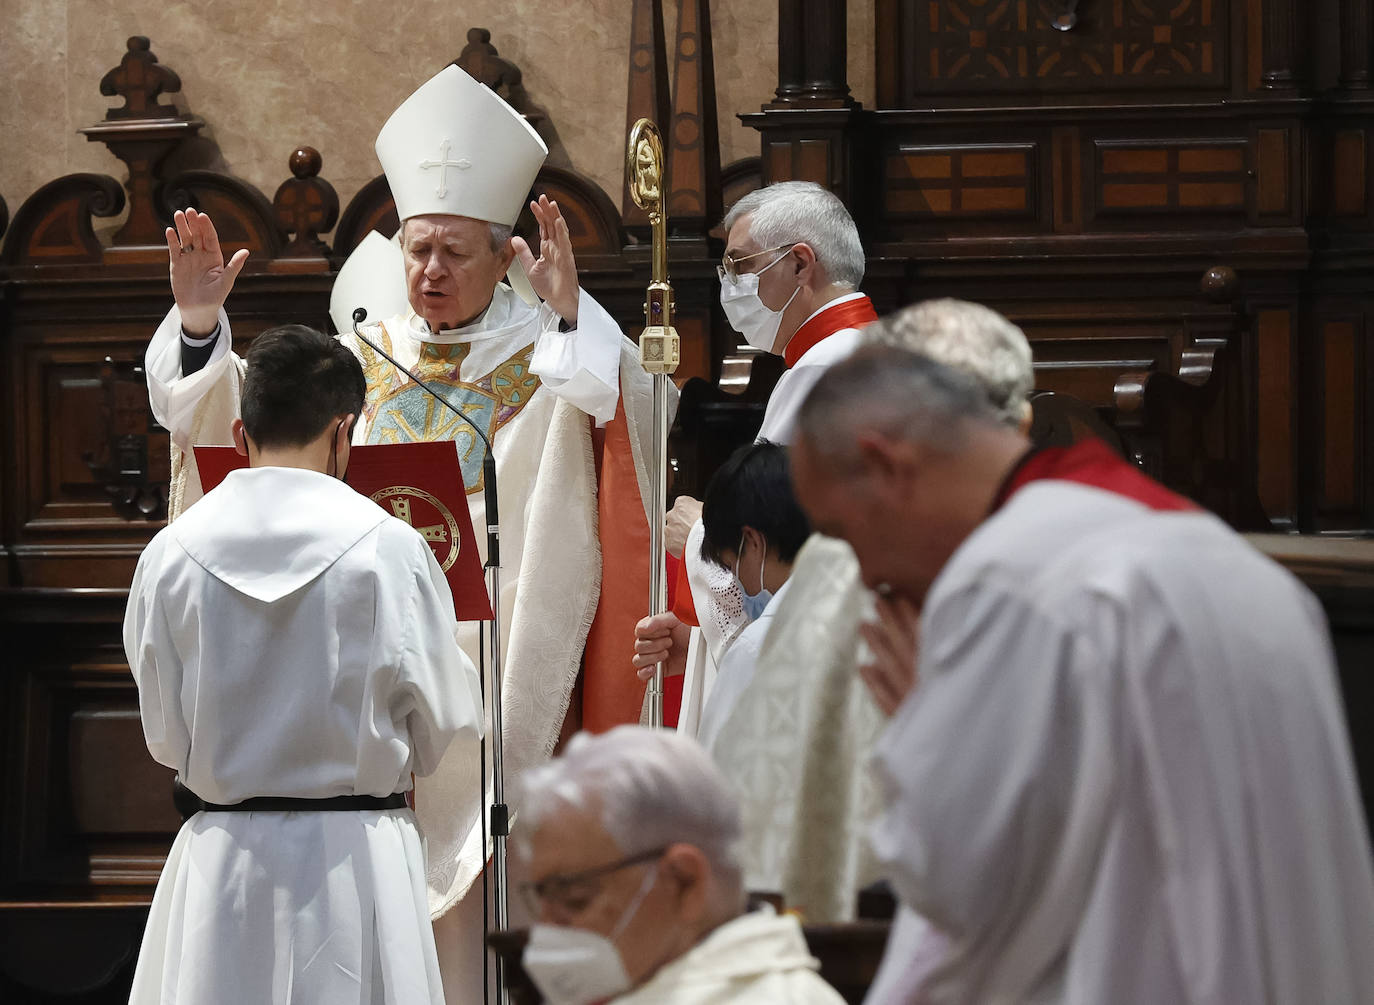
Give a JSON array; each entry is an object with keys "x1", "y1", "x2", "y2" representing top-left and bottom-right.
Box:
[{"x1": 515, "y1": 726, "x2": 846, "y2": 1005}]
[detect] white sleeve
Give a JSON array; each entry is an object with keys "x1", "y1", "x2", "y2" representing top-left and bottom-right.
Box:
[
  {"x1": 528, "y1": 287, "x2": 623, "y2": 426},
  {"x1": 145, "y1": 304, "x2": 240, "y2": 450},
  {"x1": 393, "y1": 534, "x2": 486, "y2": 777},
  {"x1": 123, "y1": 535, "x2": 191, "y2": 772},
  {"x1": 869, "y1": 581, "x2": 1116, "y2": 995},
  {"x1": 683, "y1": 518, "x2": 750, "y2": 666}
]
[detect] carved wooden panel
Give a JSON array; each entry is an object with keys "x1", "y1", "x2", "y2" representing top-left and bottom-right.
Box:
[
  {"x1": 886, "y1": 143, "x2": 1039, "y2": 219},
  {"x1": 887, "y1": 0, "x2": 1230, "y2": 102},
  {"x1": 1, "y1": 594, "x2": 176, "y2": 902},
  {"x1": 1090, "y1": 138, "x2": 1249, "y2": 221}
]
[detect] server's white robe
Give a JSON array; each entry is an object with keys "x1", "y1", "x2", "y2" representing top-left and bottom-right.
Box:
[
  {"x1": 872, "y1": 477, "x2": 1374, "y2": 1003},
  {"x1": 124, "y1": 466, "x2": 483, "y2": 1004},
  {"x1": 144, "y1": 286, "x2": 661, "y2": 918},
  {"x1": 609, "y1": 908, "x2": 847, "y2": 1004}
]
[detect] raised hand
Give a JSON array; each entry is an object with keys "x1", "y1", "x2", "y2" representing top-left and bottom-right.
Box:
[
  {"x1": 857, "y1": 594, "x2": 923, "y2": 717},
  {"x1": 632, "y1": 611, "x2": 690, "y2": 682},
  {"x1": 166, "y1": 208, "x2": 249, "y2": 336},
  {"x1": 512, "y1": 195, "x2": 579, "y2": 326}
]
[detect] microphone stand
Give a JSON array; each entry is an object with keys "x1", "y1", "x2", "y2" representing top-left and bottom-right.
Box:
[{"x1": 351, "y1": 309, "x2": 511, "y2": 1005}]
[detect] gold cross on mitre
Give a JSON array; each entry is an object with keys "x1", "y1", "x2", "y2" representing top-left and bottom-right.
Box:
[{"x1": 418, "y1": 139, "x2": 472, "y2": 199}]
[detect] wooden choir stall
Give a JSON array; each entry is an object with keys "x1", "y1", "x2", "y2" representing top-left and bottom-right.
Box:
[{"x1": 2, "y1": 2, "x2": 1372, "y2": 1000}]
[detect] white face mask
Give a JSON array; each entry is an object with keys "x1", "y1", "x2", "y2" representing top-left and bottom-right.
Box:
[
  {"x1": 523, "y1": 861, "x2": 660, "y2": 1005},
  {"x1": 719, "y1": 249, "x2": 800, "y2": 353}
]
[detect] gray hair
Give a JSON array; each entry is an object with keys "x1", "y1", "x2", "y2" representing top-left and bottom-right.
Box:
[
  {"x1": 400, "y1": 218, "x2": 513, "y2": 254},
  {"x1": 797, "y1": 346, "x2": 1005, "y2": 465},
  {"x1": 516, "y1": 726, "x2": 743, "y2": 889},
  {"x1": 722, "y1": 181, "x2": 865, "y2": 289},
  {"x1": 865, "y1": 299, "x2": 1034, "y2": 428}
]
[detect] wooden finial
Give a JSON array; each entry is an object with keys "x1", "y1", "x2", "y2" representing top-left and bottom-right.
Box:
[{"x1": 98, "y1": 36, "x2": 184, "y2": 121}]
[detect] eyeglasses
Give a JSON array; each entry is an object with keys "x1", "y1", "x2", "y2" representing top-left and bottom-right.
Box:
[
  {"x1": 518, "y1": 846, "x2": 667, "y2": 918},
  {"x1": 718, "y1": 243, "x2": 796, "y2": 283}
]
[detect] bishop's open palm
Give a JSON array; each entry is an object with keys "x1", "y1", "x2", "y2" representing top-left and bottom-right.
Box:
[
  {"x1": 513, "y1": 195, "x2": 579, "y2": 325},
  {"x1": 166, "y1": 208, "x2": 249, "y2": 336}
]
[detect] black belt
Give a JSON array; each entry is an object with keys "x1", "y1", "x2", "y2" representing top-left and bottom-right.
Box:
[{"x1": 173, "y1": 776, "x2": 407, "y2": 820}]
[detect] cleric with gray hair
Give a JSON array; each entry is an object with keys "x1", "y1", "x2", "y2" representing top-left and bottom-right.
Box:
[
  {"x1": 864, "y1": 298, "x2": 1034, "y2": 429},
  {"x1": 515, "y1": 726, "x2": 845, "y2": 1004},
  {"x1": 518, "y1": 725, "x2": 743, "y2": 886}
]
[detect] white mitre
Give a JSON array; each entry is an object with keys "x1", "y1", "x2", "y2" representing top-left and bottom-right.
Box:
[
  {"x1": 329, "y1": 230, "x2": 409, "y2": 335},
  {"x1": 375, "y1": 64, "x2": 548, "y2": 227}
]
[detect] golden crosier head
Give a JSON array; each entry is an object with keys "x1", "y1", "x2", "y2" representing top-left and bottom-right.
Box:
[{"x1": 627, "y1": 118, "x2": 664, "y2": 212}]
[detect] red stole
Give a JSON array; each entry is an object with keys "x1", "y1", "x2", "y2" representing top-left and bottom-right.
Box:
[
  {"x1": 782, "y1": 295, "x2": 878, "y2": 368},
  {"x1": 993, "y1": 439, "x2": 1198, "y2": 513}
]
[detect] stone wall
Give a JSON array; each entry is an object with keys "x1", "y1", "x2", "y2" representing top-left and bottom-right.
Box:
[{"x1": 3, "y1": 1, "x2": 875, "y2": 224}]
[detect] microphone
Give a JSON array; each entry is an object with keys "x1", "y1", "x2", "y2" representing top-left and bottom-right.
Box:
[{"x1": 350, "y1": 307, "x2": 499, "y2": 567}]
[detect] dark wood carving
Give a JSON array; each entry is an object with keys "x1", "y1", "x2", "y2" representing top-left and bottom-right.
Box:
[
  {"x1": 82, "y1": 358, "x2": 170, "y2": 521},
  {"x1": 878, "y1": 0, "x2": 1229, "y2": 105},
  {"x1": 272, "y1": 146, "x2": 338, "y2": 265},
  {"x1": 1261, "y1": 0, "x2": 1299, "y2": 88},
  {"x1": 771, "y1": 0, "x2": 854, "y2": 108},
  {"x1": 622, "y1": 0, "x2": 673, "y2": 229},
  {"x1": 80, "y1": 37, "x2": 204, "y2": 258},
  {"x1": 1340, "y1": 0, "x2": 1372, "y2": 91},
  {"x1": 455, "y1": 28, "x2": 544, "y2": 127},
  {"x1": 333, "y1": 174, "x2": 402, "y2": 259},
  {"x1": 666, "y1": 0, "x2": 724, "y2": 233},
  {"x1": 0, "y1": 175, "x2": 125, "y2": 266},
  {"x1": 97, "y1": 35, "x2": 181, "y2": 119},
  {"x1": 527, "y1": 166, "x2": 627, "y2": 258},
  {"x1": 163, "y1": 169, "x2": 284, "y2": 261}
]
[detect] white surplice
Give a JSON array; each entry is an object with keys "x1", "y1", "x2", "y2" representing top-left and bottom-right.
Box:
[
  {"x1": 143, "y1": 284, "x2": 665, "y2": 976},
  {"x1": 871, "y1": 479, "x2": 1374, "y2": 1003},
  {"x1": 755, "y1": 291, "x2": 869, "y2": 446},
  {"x1": 609, "y1": 907, "x2": 847, "y2": 1005},
  {"x1": 124, "y1": 466, "x2": 484, "y2": 1004}
]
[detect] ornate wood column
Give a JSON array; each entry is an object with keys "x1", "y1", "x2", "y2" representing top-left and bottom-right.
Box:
[
  {"x1": 1339, "y1": 0, "x2": 1372, "y2": 90},
  {"x1": 769, "y1": 0, "x2": 853, "y2": 108},
  {"x1": 1261, "y1": 0, "x2": 1301, "y2": 89},
  {"x1": 622, "y1": 0, "x2": 672, "y2": 230},
  {"x1": 740, "y1": 0, "x2": 867, "y2": 210},
  {"x1": 666, "y1": 0, "x2": 723, "y2": 234}
]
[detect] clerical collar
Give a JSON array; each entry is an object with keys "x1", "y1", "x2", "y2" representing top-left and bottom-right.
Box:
[
  {"x1": 408, "y1": 283, "x2": 518, "y2": 343},
  {"x1": 782, "y1": 292, "x2": 878, "y2": 368}
]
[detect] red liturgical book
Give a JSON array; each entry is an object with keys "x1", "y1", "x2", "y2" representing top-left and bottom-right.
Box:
[{"x1": 194, "y1": 442, "x2": 493, "y2": 623}]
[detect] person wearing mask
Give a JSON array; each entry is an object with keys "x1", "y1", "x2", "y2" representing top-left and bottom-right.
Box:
[
  {"x1": 516, "y1": 725, "x2": 845, "y2": 1005},
  {"x1": 124, "y1": 325, "x2": 483, "y2": 1003}
]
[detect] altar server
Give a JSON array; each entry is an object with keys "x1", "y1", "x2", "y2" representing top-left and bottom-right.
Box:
[
  {"x1": 125, "y1": 324, "x2": 482, "y2": 1004},
  {"x1": 793, "y1": 346, "x2": 1374, "y2": 1003}
]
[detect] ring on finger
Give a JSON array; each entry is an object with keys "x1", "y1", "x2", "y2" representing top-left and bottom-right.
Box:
[{"x1": 180, "y1": 244, "x2": 195, "y2": 254}]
